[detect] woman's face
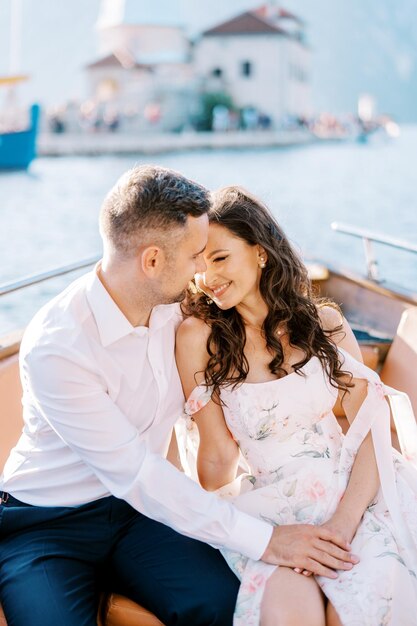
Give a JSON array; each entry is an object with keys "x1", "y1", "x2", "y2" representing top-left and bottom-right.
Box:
[{"x1": 195, "y1": 223, "x2": 265, "y2": 310}]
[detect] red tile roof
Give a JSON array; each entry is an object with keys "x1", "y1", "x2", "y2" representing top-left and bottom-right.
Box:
[
  {"x1": 203, "y1": 4, "x2": 305, "y2": 37},
  {"x1": 203, "y1": 11, "x2": 288, "y2": 36},
  {"x1": 86, "y1": 54, "x2": 123, "y2": 69},
  {"x1": 86, "y1": 53, "x2": 151, "y2": 71},
  {"x1": 254, "y1": 4, "x2": 303, "y2": 24}
]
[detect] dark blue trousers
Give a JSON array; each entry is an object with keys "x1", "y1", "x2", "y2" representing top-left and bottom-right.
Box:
[{"x1": 0, "y1": 494, "x2": 239, "y2": 626}]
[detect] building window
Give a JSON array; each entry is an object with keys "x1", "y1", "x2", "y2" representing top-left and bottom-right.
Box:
[
  {"x1": 212, "y1": 67, "x2": 223, "y2": 78},
  {"x1": 241, "y1": 61, "x2": 252, "y2": 78},
  {"x1": 289, "y1": 64, "x2": 308, "y2": 83}
]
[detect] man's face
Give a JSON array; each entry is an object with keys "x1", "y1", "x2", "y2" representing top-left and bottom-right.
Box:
[{"x1": 159, "y1": 214, "x2": 208, "y2": 304}]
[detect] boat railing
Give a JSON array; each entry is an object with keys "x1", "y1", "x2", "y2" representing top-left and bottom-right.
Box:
[
  {"x1": 0, "y1": 254, "x2": 100, "y2": 298},
  {"x1": 331, "y1": 222, "x2": 417, "y2": 282},
  {"x1": 2, "y1": 221, "x2": 417, "y2": 297}
]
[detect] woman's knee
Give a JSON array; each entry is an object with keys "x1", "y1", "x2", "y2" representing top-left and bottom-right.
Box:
[
  {"x1": 326, "y1": 601, "x2": 343, "y2": 626},
  {"x1": 261, "y1": 568, "x2": 325, "y2": 626}
]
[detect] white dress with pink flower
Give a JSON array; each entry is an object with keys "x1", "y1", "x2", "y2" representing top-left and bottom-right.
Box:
[{"x1": 179, "y1": 347, "x2": 417, "y2": 625}]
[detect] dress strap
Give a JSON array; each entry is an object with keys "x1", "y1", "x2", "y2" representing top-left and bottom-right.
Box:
[
  {"x1": 184, "y1": 383, "x2": 214, "y2": 419},
  {"x1": 337, "y1": 347, "x2": 417, "y2": 571},
  {"x1": 338, "y1": 346, "x2": 417, "y2": 466},
  {"x1": 175, "y1": 384, "x2": 214, "y2": 481}
]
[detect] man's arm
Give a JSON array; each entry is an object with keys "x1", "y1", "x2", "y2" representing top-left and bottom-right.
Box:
[{"x1": 24, "y1": 344, "x2": 270, "y2": 561}]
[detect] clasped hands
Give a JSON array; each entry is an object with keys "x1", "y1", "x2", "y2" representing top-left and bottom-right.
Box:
[{"x1": 262, "y1": 513, "x2": 359, "y2": 579}]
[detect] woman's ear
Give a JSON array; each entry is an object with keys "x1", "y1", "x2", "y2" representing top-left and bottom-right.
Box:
[{"x1": 256, "y1": 245, "x2": 268, "y2": 266}]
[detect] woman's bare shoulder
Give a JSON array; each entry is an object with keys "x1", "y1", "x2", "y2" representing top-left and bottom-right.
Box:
[
  {"x1": 176, "y1": 316, "x2": 211, "y2": 354},
  {"x1": 317, "y1": 304, "x2": 343, "y2": 330},
  {"x1": 317, "y1": 304, "x2": 363, "y2": 361},
  {"x1": 176, "y1": 317, "x2": 212, "y2": 384}
]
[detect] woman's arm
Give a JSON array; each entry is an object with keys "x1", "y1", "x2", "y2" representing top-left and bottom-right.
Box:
[
  {"x1": 321, "y1": 377, "x2": 380, "y2": 546},
  {"x1": 175, "y1": 317, "x2": 240, "y2": 491},
  {"x1": 318, "y1": 305, "x2": 363, "y2": 362},
  {"x1": 320, "y1": 307, "x2": 380, "y2": 517},
  {"x1": 319, "y1": 306, "x2": 363, "y2": 420}
]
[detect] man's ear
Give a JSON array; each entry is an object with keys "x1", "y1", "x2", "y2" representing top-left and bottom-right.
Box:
[{"x1": 140, "y1": 246, "x2": 166, "y2": 277}]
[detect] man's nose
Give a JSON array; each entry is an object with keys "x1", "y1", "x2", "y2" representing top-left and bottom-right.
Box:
[
  {"x1": 195, "y1": 255, "x2": 207, "y2": 274},
  {"x1": 195, "y1": 266, "x2": 212, "y2": 289}
]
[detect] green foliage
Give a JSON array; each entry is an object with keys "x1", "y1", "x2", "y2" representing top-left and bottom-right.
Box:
[{"x1": 194, "y1": 91, "x2": 235, "y2": 131}]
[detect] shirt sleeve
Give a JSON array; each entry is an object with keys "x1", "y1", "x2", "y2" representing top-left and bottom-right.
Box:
[{"x1": 23, "y1": 345, "x2": 272, "y2": 561}]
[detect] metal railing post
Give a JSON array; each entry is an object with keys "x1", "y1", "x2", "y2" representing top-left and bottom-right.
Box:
[
  {"x1": 331, "y1": 222, "x2": 417, "y2": 282},
  {"x1": 363, "y1": 238, "x2": 379, "y2": 281}
]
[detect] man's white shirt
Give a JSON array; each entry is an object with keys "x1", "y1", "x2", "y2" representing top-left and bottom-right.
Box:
[{"x1": 1, "y1": 267, "x2": 272, "y2": 560}]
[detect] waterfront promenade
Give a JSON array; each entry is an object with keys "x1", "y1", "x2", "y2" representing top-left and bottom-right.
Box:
[{"x1": 38, "y1": 129, "x2": 312, "y2": 157}]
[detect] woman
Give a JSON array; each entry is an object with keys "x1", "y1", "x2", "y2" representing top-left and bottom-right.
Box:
[{"x1": 175, "y1": 186, "x2": 417, "y2": 626}]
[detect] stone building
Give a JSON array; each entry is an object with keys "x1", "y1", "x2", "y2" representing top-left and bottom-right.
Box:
[
  {"x1": 84, "y1": 2, "x2": 312, "y2": 131},
  {"x1": 193, "y1": 4, "x2": 311, "y2": 125},
  {"x1": 85, "y1": 0, "x2": 195, "y2": 131}
]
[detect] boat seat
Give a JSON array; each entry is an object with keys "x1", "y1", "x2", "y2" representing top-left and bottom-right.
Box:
[
  {"x1": 100, "y1": 594, "x2": 164, "y2": 626},
  {"x1": 380, "y1": 306, "x2": 417, "y2": 415},
  {"x1": 335, "y1": 309, "x2": 417, "y2": 448},
  {"x1": 359, "y1": 344, "x2": 379, "y2": 371},
  {"x1": 0, "y1": 353, "x2": 23, "y2": 470}
]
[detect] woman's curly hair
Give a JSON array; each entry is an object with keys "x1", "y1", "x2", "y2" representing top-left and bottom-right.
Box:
[{"x1": 182, "y1": 186, "x2": 352, "y2": 397}]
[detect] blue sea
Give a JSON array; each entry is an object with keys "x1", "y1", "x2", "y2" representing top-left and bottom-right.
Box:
[{"x1": 1, "y1": 128, "x2": 416, "y2": 334}]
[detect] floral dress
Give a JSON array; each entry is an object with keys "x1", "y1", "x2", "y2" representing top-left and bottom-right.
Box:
[{"x1": 177, "y1": 347, "x2": 417, "y2": 626}]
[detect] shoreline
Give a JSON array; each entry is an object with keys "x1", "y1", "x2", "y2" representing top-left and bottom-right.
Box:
[{"x1": 37, "y1": 129, "x2": 315, "y2": 157}]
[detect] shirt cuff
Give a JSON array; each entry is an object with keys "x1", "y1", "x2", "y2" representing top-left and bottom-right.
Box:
[{"x1": 226, "y1": 511, "x2": 273, "y2": 561}]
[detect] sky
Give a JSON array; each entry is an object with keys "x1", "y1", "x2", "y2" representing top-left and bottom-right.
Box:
[{"x1": 0, "y1": 0, "x2": 416, "y2": 121}]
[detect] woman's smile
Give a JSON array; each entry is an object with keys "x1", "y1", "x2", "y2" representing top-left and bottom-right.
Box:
[{"x1": 210, "y1": 281, "x2": 232, "y2": 298}]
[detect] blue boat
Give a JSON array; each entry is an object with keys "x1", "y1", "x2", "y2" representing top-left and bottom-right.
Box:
[{"x1": 0, "y1": 102, "x2": 40, "y2": 170}]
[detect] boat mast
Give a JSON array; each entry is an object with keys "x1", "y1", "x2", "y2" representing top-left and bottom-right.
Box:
[{"x1": 9, "y1": 0, "x2": 22, "y2": 75}]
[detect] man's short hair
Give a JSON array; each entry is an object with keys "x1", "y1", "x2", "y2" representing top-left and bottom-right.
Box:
[{"x1": 99, "y1": 165, "x2": 210, "y2": 257}]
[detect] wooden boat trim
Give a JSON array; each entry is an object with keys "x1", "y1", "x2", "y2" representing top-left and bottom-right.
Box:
[
  {"x1": 0, "y1": 329, "x2": 23, "y2": 361},
  {"x1": 325, "y1": 264, "x2": 417, "y2": 306}
]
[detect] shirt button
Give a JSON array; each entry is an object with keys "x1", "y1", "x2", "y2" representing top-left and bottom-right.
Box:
[{"x1": 133, "y1": 327, "x2": 148, "y2": 337}]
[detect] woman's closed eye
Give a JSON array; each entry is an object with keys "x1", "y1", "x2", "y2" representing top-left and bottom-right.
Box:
[{"x1": 213, "y1": 256, "x2": 228, "y2": 263}]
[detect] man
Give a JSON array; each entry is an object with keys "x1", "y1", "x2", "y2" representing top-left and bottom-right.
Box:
[{"x1": 0, "y1": 166, "x2": 356, "y2": 626}]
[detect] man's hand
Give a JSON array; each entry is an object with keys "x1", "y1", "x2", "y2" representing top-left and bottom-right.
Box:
[{"x1": 261, "y1": 524, "x2": 359, "y2": 579}]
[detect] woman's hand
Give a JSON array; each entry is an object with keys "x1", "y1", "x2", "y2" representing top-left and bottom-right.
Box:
[
  {"x1": 294, "y1": 512, "x2": 359, "y2": 577},
  {"x1": 321, "y1": 510, "x2": 358, "y2": 545}
]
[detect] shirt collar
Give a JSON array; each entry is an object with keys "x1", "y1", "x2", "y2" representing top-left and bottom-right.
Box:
[{"x1": 85, "y1": 265, "x2": 181, "y2": 347}]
